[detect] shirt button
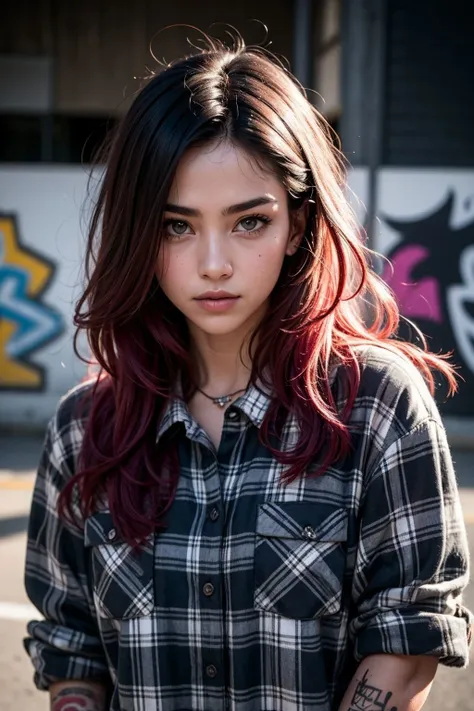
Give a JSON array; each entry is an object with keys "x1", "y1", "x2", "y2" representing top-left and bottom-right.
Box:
[
  {"x1": 227, "y1": 409, "x2": 238, "y2": 420},
  {"x1": 107, "y1": 528, "x2": 117, "y2": 541},
  {"x1": 203, "y1": 582, "x2": 214, "y2": 597},
  {"x1": 206, "y1": 664, "x2": 217, "y2": 678},
  {"x1": 209, "y1": 507, "x2": 220, "y2": 522},
  {"x1": 302, "y1": 525, "x2": 317, "y2": 540}
]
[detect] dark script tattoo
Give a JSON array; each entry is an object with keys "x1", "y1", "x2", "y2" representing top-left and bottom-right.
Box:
[
  {"x1": 349, "y1": 670, "x2": 398, "y2": 711},
  {"x1": 51, "y1": 686, "x2": 103, "y2": 711}
]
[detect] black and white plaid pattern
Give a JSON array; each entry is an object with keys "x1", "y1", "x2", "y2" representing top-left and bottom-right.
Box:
[{"x1": 24, "y1": 346, "x2": 472, "y2": 710}]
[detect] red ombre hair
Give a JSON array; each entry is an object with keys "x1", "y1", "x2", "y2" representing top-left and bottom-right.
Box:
[{"x1": 59, "y1": 35, "x2": 456, "y2": 545}]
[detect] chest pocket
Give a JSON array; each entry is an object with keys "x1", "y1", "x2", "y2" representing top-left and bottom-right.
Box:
[
  {"x1": 84, "y1": 512, "x2": 155, "y2": 620},
  {"x1": 254, "y1": 502, "x2": 347, "y2": 619}
]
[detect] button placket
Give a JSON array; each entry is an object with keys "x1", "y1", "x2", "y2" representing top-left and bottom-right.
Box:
[{"x1": 200, "y1": 459, "x2": 224, "y2": 688}]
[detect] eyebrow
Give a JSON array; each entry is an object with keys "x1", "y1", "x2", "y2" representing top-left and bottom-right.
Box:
[{"x1": 164, "y1": 196, "x2": 278, "y2": 218}]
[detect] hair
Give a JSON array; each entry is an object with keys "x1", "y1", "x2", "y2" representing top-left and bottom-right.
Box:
[{"x1": 59, "y1": 33, "x2": 456, "y2": 546}]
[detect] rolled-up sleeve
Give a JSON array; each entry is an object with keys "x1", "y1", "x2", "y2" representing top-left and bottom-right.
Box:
[
  {"x1": 350, "y1": 417, "x2": 473, "y2": 666},
  {"x1": 23, "y1": 419, "x2": 109, "y2": 690}
]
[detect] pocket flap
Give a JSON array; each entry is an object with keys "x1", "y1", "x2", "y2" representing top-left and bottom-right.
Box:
[
  {"x1": 256, "y1": 502, "x2": 347, "y2": 542},
  {"x1": 84, "y1": 512, "x2": 119, "y2": 547}
]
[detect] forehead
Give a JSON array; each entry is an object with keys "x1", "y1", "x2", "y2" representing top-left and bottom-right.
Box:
[{"x1": 167, "y1": 140, "x2": 286, "y2": 207}]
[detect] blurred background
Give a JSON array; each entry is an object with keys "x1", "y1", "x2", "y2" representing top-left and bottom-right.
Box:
[{"x1": 0, "y1": 1, "x2": 473, "y2": 709}]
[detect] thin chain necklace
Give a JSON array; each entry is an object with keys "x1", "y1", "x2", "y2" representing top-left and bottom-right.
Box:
[{"x1": 196, "y1": 384, "x2": 248, "y2": 408}]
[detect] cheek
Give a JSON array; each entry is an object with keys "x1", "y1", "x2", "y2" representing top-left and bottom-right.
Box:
[
  {"x1": 250, "y1": 240, "x2": 288, "y2": 277},
  {"x1": 155, "y1": 249, "x2": 185, "y2": 297},
  {"x1": 155, "y1": 257, "x2": 165, "y2": 283}
]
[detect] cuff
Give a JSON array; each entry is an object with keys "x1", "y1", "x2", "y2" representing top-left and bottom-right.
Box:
[
  {"x1": 353, "y1": 607, "x2": 472, "y2": 668},
  {"x1": 24, "y1": 620, "x2": 109, "y2": 690}
]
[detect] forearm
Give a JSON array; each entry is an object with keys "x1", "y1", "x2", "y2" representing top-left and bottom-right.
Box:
[
  {"x1": 338, "y1": 654, "x2": 438, "y2": 711},
  {"x1": 50, "y1": 680, "x2": 107, "y2": 711}
]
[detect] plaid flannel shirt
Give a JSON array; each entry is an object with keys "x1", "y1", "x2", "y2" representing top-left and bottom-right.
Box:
[{"x1": 24, "y1": 346, "x2": 472, "y2": 711}]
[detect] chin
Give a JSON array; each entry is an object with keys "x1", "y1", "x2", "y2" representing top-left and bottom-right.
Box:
[
  {"x1": 194, "y1": 320, "x2": 245, "y2": 336},
  {"x1": 187, "y1": 312, "x2": 256, "y2": 338}
]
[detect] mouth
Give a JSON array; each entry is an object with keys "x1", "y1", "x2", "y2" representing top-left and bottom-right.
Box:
[
  {"x1": 194, "y1": 292, "x2": 241, "y2": 312},
  {"x1": 195, "y1": 290, "x2": 239, "y2": 300}
]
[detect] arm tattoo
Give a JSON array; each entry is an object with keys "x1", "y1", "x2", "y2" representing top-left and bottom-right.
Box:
[
  {"x1": 51, "y1": 686, "x2": 103, "y2": 711},
  {"x1": 349, "y1": 670, "x2": 398, "y2": 711}
]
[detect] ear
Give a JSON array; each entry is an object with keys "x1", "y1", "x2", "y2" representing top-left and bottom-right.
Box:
[{"x1": 286, "y1": 202, "x2": 309, "y2": 256}]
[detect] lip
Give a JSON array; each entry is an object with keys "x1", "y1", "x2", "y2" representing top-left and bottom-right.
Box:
[
  {"x1": 195, "y1": 290, "x2": 239, "y2": 300},
  {"x1": 194, "y1": 291, "x2": 240, "y2": 313}
]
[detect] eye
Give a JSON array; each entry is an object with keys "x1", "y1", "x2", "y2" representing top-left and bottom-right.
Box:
[
  {"x1": 162, "y1": 219, "x2": 191, "y2": 238},
  {"x1": 235, "y1": 214, "x2": 272, "y2": 234}
]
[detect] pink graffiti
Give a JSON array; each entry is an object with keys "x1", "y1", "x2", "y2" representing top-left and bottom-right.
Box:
[{"x1": 382, "y1": 244, "x2": 442, "y2": 322}]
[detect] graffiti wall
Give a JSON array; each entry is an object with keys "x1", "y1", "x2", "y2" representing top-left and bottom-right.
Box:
[
  {"x1": 376, "y1": 170, "x2": 474, "y2": 417},
  {"x1": 0, "y1": 166, "x2": 473, "y2": 429},
  {"x1": 0, "y1": 167, "x2": 90, "y2": 428}
]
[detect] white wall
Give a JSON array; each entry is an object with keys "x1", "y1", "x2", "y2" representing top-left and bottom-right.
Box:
[{"x1": 1, "y1": 165, "x2": 474, "y2": 429}]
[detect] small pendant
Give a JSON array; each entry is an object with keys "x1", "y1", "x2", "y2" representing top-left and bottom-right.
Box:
[{"x1": 214, "y1": 395, "x2": 231, "y2": 407}]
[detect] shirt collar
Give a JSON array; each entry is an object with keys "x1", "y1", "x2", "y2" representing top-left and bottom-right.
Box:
[
  {"x1": 155, "y1": 380, "x2": 272, "y2": 443},
  {"x1": 156, "y1": 361, "x2": 340, "y2": 442},
  {"x1": 233, "y1": 380, "x2": 272, "y2": 428},
  {"x1": 156, "y1": 397, "x2": 190, "y2": 442}
]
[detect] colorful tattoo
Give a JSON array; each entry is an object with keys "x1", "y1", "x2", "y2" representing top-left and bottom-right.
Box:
[
  {"x1": 349, "y1": 670, "x2": 398, "y2": 711},
  {"x1": 51, "y1": 686, "x2": 103, "y2": 711}
]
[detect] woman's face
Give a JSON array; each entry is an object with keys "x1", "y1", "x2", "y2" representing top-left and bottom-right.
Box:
[{"x1": 156, "y1": 141, "x2": 304, "y2": 341}]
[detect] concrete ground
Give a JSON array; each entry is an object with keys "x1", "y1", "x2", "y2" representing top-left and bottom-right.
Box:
[{"x1": 0, "y1": 434, "x2": 473, "y2": 711}]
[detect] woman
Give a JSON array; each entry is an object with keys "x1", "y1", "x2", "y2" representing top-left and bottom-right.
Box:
[{"x1": 24, "y1": 35, "x2": 471, "y2": 711}]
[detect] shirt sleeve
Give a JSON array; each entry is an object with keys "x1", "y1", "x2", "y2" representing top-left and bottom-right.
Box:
[
  {"x1": 23, "y1": 418, "x2": 109, "y2": 690},
  {"x1": 350, "y1": 417, "x2": 473, "y2": 667}
]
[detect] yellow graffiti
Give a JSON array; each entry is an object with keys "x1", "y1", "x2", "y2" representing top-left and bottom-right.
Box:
[
  {"x1": 0, "y1": 215, "x2": 62, "y2": 389},
  {"x1": 0, "y1": 217, "x2": 51, "y2": 293},
  {"x1": 1, "y1": 320, "x2": 40, "y2": 387}
]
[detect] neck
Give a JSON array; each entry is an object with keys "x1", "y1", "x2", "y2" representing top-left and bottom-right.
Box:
[{"x1": 189, "y1": 327, "x2": 253, "y2": 397}]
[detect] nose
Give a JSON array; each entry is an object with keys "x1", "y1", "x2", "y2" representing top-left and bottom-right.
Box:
[{"x1": 198, "y1": 231, "x2": 233, "y2": 281}]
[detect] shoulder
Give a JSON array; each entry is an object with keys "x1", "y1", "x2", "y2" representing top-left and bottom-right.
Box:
[
  {"x1": 53, "y1": 377, "x2": 96, "y2": 434},
  {"x1": 47, "y1": 377, "x2": 98, "y2": 478},
  {"x1": 355, "y1": 344, "x2": 439, "y2": 424},
  {"x1": 334, "y1": 344, "x2": 444, "y2": 450}
]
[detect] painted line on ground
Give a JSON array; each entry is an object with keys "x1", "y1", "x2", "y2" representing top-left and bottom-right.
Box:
[
  {"x1": 0, "y1": 479, "x2": 35, "y2": 491},
  {"x1": 0, "y1": 601, "x2": 43, "y2": 622}
]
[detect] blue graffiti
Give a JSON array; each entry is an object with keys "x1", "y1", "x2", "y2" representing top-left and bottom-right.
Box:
[{"x1": 0, "y1": 264, "x2": 63, "y2": 359}]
